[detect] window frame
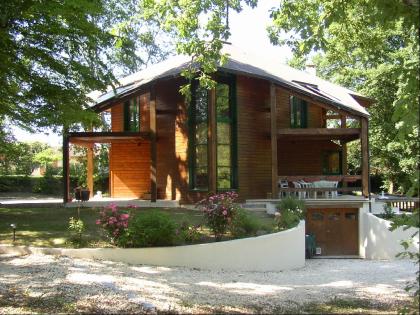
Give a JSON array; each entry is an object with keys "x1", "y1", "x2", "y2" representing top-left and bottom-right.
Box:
[
  {"x1": 123, "y1": 96, "x2": 140, "y2": 132},
  {"x1": 215, "y1": 75, "x2": 238, "y2": 191},
  {"x1": 188, "y1": 74, "x2": 238, "y2": 191},
  {"x1": 290, "y1": 95, "x2": 308, "y2": 128},
  {"x1": 188, "y1": 82, "x2": 210, "y2": 191},
  {"x1": 322, "y1": 150, "x2": 342, "y2": 175}
]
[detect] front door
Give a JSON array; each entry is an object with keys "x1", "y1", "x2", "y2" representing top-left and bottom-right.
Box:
[{"x1": 306, "y1": 208, "x2": 359, "y2": 256}]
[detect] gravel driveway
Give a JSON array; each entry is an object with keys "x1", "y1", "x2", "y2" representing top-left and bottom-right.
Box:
[{"x1": 0, "y1": 253, "x2": 416, "y2": 314}]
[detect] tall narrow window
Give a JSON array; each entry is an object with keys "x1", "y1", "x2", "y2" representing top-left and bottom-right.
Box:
[
  {"x1": 216, "y1": 83, "x2": 233, "y2": 189},
  {"x1": 188, "y1": 76, "x2": 237, "y2": 191},
  {"x1": 189, "y1": 86, "x2": 209, "y2": 190},
  {"x1": 290, "y1": 96, "x2": 308, "y2": 128},
  {"x1": 124, "y1": 97, "x2": 140, "y2": 131}
]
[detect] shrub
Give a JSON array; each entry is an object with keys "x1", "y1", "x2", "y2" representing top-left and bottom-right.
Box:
[
  {"x1": 380, "y1": 203, "x2": 395, "y2": 220},
  {"x1": 229, "y1": 208, "x2": 260, "y2": 238},
  {"x1": 96, "y1": 203, "x2": 130, "y2": 242},
  {"x1": 197, "y1": 191, "x2": 239, "y2": 241},
  {"x1": 275, "y1": 196, "x2": 306, "y2": 230},
  {"x1": 120, "y1": 211, "x2": 176, "y2": 247},
  {"x1": 68, "y1": 217, "x2": 85, "y2": 247},
  {"x1": 177, "y1": 221, "x2": 202, "y2": 244}
]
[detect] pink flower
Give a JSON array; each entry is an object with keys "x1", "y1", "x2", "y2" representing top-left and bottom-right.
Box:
[
  {"x1": 95, "y1": 219, "x2": 101, "y2": 225},
  {"x1": 223, "y1": 210, "x2": 227, "y2": 216},
  {"x1": 120, "y1": 214, "x2": 129, "y2": 220}
]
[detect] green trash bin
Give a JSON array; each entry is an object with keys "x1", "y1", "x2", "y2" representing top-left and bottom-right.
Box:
[{"x1": 305, "y1": 234, "x2": 316, "y2": 258}]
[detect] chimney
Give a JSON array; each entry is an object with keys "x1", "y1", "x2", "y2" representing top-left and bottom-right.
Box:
[{"x1": 305, "y1": 63, "x2": 316, "y2": 76}]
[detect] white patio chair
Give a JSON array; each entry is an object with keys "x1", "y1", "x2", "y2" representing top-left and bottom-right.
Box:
[
  {"x1": 278, "y1": 179, "x2": 289, "y2": 198},
  {"x1": 299, "y1": 180, "x2": 313, "y2": 198},
  {"x1": 292, "y1": 181, "x2": 305, "y2": 199},
  {"x1": 330, "y1": 181, "x2": 339, "y2": 198}
]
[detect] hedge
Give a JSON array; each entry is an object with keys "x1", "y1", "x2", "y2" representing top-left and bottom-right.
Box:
[{"x1": 0, "y1": 175, "x2": 109, "y2": 195}]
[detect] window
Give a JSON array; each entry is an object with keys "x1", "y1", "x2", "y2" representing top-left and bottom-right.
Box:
[
  {"x1": 124, "y1": 96, "x2": 140, "y2": 131},
  {"x1": 322, "y1": 151, "x2": 342, "y2": 175},
  {"x1": 188, "y1": 76, "x2": 237, "y2": 191},
  {"x1": 290, "y1": 96, "x2": 307, "y2": 128},
  {"x1": 189, "y1": 85, "x2": 209, "y2": 190},
  {"x1": 216, "y1": 82, "x2": 236, "y2": 189}
]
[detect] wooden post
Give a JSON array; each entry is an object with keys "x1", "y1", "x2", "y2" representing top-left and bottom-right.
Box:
[
  {"x1": 361, "y1": 117, "x2": 369, "y2": 197},
  {"x1": 87, "y1": 144, "x2": 94, "y2": 197},
  {"x1": 209, "y1": 88, "x2": 217, "y2": 193},
  {"x1": 341, "y1": 116, "x2": 348, "y2": 187},
  {"x1": 63, "y1": 133, "x2": 70, "y2": 203},
  {"x1": 150, "y1": 88, "x2": 157, "y2": 202},
  {"x1": 270, "y1": 83, "x2": 278, "y2": 198}
]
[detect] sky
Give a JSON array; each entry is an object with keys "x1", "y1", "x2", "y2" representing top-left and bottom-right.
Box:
[{"x1": 12, "y1": 0, "x2": 292, "y2": 147}]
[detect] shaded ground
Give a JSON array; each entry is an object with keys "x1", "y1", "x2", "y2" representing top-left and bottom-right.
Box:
[
  {"x1": 0, "y1": 207, "x2": 275, "y2": 247},
  {"x1": 0, "y1": 254, "x2": 416, "y2": 314}
]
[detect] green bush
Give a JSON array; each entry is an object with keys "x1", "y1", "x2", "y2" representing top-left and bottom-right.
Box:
[
  {"x1": 177, "y1": 221, "x2": 202, "y2": 244},
  {"x1": 119, "y1": 211, "x2": 176, "y2": 247},
  {"x1": 276, "y1": 197, "x2": 306, "y2": 230},
  {"x1": 229, "y1": 208, "x2": 260, "y2": 238}
]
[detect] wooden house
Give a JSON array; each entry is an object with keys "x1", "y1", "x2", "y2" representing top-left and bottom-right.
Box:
[
  {"x1": 63, "y1": 46, "x2": 372, "y2": 203},
  {"x1": 63, "y1": 46, "x2": 373, "y2": 255}
]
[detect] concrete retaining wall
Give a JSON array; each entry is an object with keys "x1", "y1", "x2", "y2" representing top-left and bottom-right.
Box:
[
  {"x1": 361, "y1": 212, "x2": 419, "y2": 260},
  {"x1": 0, "y1": 221, "x2": 305, "y2": 272}
]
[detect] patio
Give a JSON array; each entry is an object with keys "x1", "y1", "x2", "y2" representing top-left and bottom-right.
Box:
[{"x1": 277, "y1": 175, "x2": 362, "y2": 200}]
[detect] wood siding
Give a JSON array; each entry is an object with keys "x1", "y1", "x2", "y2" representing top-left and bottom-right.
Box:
[
  {"x1": 278, "y1": 140, "x2": 341, "y2": 176},
  {"x1": 106, "y1": 75, "x2": 361, "y2": 202},
  {"x1": 109, "y1": 142, "x2": 150, "y2": 198},
  {"x1": 155, "y1": 79, "x2": 191, "y2": 202},
  {"x1": 237, "y1": 76, "x2": 271, "y2": 199},
  {"x1": 276, "y1": 86, "x2": 323, "y2": 128},
  {"x1": 109, "y1": 93, "x2": 151, "y2": 198}
]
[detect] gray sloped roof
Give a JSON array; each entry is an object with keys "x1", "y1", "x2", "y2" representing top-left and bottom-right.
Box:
[{"x1": 89, "y1": 45, "x2": 369, "y2": 117}]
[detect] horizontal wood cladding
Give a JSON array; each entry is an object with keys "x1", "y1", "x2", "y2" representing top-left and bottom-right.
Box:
[
  {"x1": 111, "y1": 103, "x2": 123, "y2": 131},
  {"x1": 276, "y1": 86, "x2": 323, "y2": 128},
  {"x1": 155, "y1": 78, "x2": 191, "y2": 202},
  {"x1": 109, "y1": 142, "x2": 150, "y2": 198},
  {"x1": 237, "y1": 75, "x2": 271, "y2": 200},
  {"x1": 278, "y1": 140, "x2": 340, "y2": 176}
]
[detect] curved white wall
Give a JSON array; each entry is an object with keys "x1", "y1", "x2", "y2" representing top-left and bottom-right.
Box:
[
  {"x1": 362, "y1": 212, "x2": 419, "y2": 260},
  {"x1": 1, "y1": 221, "x2": 305, "y2": 272}
]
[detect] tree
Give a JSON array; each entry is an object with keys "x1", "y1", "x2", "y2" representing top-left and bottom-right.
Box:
[
  {"x1": 140, "y1": 0, "x2": 257, "y2": 97},
  {"x1": 0, "y1": 0, "x2": 168, "y2": 134},
  {"x1": 268, "y1": 0, "x2": 419, "y2": 195}
]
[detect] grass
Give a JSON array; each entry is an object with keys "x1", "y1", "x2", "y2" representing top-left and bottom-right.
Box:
[{"x1": 0, "y1": 206, "x2": 275, "y2": 248}]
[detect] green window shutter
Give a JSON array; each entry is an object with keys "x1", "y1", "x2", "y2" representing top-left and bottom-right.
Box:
[
  {"x1": 123, "y1": 100, "x2": 130, "y2": 131},
  {"x1": 124, "y1": 97, "x2": 140, "y2": 132},
  {"x1": 290, "y1": 96, "x2": 308, "y2": 128},
  {"x1": 301, "y1": 99, "x2": 308, "y2": 128}
]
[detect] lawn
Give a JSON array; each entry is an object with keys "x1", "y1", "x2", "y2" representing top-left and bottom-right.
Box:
[{"x1": 0, "y1": 206, "x2": 275, "y2": 248}]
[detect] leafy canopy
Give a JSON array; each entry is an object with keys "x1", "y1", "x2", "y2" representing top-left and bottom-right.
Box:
[
  {"x1": 0, "y1": 0, "x2": 167, "y2": 132},
  {"x1": 140, "y1": 0, "x2": 257, "y2": 98},
  {"x1": 268, "y1": 0, "x2": 419, "y2": 194}
]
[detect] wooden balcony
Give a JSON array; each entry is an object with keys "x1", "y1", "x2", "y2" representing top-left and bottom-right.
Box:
[{"x1": 277, "y1": 128, "x2": 360, "y2": 142}]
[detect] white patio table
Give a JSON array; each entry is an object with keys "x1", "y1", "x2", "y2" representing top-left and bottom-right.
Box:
[{"x1": 312, "y1": 180, "x2": 337, "y2": 199}]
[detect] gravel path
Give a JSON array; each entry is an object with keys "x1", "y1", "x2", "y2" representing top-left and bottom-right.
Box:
[{"x1": 0, "y1": 253, "x2": 416, "y2": 314}]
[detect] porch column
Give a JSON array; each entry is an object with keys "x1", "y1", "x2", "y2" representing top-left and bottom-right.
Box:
[
  {"x1": 209, "y1": 88, "x2": 217, "y2": 194},
  {"x1": 361, "y1": 117, "x2": 369, "y2": 197},
  {"x1": 63, "y1": 133, "x2": 70, "y2": 203},
  {"x1": 341, "y1": 116, "x2": 348, "y2": 187},
  {"x1": 87, "y1": 144, "x2": 94, "y2": 197},
  {"x1": 270, "y1": 83, "x2": 278, "y2": 198},
  {"x1": 150, "y1": 88, "x2": 157, "y2": 202}
]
